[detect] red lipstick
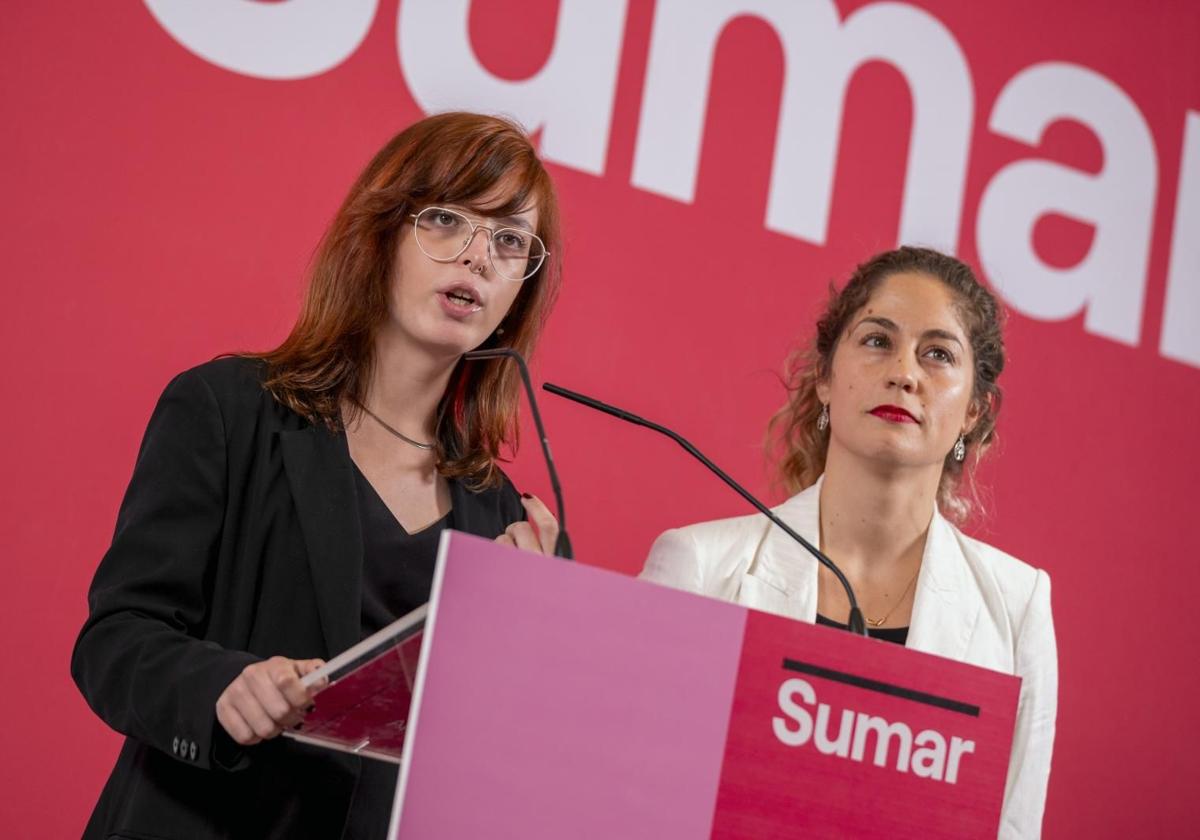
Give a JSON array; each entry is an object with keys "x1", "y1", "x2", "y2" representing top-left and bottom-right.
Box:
[{"x1": 869, "y1": 405, "x2": 919, "y2": 423}]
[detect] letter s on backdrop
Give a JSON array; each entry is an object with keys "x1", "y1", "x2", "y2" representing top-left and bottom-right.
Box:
[
  {"x1": 773, "y1": 677, "x2": 816, "y2": 746},
  {"x1": 143, "y1": 0, "x2": 378, "y2": 80}
]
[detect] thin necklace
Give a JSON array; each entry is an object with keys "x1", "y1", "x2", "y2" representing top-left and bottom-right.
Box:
[
  {"x1": 357, "y1": 403, "x2": 435, "y2": 451},
  {"x1": 866, "y1": 567, "x2": 920, "y2": 628}
]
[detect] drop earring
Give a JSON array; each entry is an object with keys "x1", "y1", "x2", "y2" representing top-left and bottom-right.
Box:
[
  {"x1": 817, "y1": 403, "x2": 829, "y2": 431},
  {"x1": 953, "y1": 434, "x2": 966, "y2": 462}
]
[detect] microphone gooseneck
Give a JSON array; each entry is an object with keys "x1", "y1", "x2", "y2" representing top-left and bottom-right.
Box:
[
  {"x1": 542, "y1": 381, "x2": 866, "y2": 635},
  {"x1": 463, "y1": 349, "x2": 572, "y2": 560}
]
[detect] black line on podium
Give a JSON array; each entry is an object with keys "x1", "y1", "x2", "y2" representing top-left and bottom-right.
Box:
[{"x1": 781, "y1": 659, "x2": 981, "y2": 717}]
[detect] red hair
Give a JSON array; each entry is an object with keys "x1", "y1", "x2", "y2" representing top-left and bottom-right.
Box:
[{"x1": 251, "y1": 112, "x2": 562, "y2": 488}]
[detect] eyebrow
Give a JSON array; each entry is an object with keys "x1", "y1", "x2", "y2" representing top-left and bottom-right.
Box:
[
  {"x1": 854, "y1": 316, "x2": 965, "y2": 348},
  {"x1": 438, "y1": 202, "x2": 535, "y2": 232},
  {"x1": 494, "y1": 215, "x2": 533, "y2": 232},
  {"x1": 455, "y1": 204, "x2": 535, "y2": 231}
]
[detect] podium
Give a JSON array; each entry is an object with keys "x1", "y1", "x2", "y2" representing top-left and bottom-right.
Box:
[{"x1": 293, "y1": 531, "x2": 1019, "y2": 839}]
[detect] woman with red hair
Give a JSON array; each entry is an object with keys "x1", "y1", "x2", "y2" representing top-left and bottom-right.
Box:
[{"x1": 72, "y1": 112, "x2": 563, "y2": 839}]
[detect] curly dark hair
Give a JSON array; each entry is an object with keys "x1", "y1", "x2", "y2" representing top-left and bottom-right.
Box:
[{"x1": 768, "y1": 246, "x2": 1006, "y2": 522}]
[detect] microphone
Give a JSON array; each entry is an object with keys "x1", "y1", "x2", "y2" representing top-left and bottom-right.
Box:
[
  {"x1": 463, "y1": 348, "x2": 572, "y2": 560},
  {"x1": 542, "y1": 382, "x2": 866, "y2": 635}
]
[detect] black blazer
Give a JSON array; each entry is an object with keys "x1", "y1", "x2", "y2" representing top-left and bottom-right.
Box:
[{"x1": 71, "y1": 357, "x2": 525, "y2": 839}]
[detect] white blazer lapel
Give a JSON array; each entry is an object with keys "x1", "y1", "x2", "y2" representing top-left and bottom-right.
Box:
[
  {"x1": 906, "y1": 509, "x2": 981, "y2": 660},
  {"x1": 736, "y1": 480, "x2": 822, "y2": 622}
]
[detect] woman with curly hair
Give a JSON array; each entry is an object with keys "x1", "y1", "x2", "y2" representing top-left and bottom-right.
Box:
[{"x1": 642, "y1": 246, "x2": 1056, "y2": 838}]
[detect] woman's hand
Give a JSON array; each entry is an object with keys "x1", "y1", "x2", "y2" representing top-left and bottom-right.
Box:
[
  {"x1": 495, "y1": 493, "x2": 560, "y2": 555},
  {"x1": 215, "y1": 656, "x2": 328, "y2": 746}
]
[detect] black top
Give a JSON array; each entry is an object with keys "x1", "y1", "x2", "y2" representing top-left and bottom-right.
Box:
[
  {"x1": 344, "y1": 463, "x2": 453, "y2": 840},
  {"x1": 816, "y1": 613, "x2": 909, "y2": 646},
  {"x1": 353, "y1": 463, "x2": 453, "y2": 637},
  {"x1": 71, "y1": 356, "x2": 527, "y2": 840}
]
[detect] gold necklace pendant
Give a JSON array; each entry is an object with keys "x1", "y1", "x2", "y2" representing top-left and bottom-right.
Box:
[{"x1": 864, "y1": 566, "x2": 921, "y2": 629}]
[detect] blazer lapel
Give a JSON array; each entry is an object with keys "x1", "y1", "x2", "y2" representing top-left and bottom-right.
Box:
[
  {"x1": 906, "y1": 510, "x2": 980, "y2": 660},
  {"x1": 737, "y1": 480, "x2": 822, "y2": 621},
  {"x1": 280, "y1": 425, "x2": 363, "y2": 658},
  {"x1": 735, "y1": 478, "x2": 983, "y2": 660}
]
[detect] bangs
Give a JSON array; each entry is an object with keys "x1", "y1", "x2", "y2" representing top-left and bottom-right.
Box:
[
  {"x1": 256, "y1": 111, "x2": 563, "y2": 488},
  {"x1": 451, "y1": 167, "x2": 549, "y2": 221},
  {"x1": 409, "y1": 120, "x2": 551, "y2": 221}
]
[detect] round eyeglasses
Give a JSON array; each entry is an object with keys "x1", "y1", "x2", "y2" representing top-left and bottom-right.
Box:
[{"x1": 409, "y1": 206, "x2": 548, "y2": 282}]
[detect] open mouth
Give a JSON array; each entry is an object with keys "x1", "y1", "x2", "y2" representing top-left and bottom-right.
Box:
[{"x1": 440, "y1": 286, "x2": 482, "y2": 312}]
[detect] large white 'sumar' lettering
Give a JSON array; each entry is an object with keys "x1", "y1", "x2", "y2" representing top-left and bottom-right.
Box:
[
  {"x1": 772, "y1": 678, "x2": 975, "y2": 783},
  {"x1": 632, "y1": 0, "x2": 972, "y2": 252},
  {"x1": 397, "y1": 0, "x2": 629, "y2": 176},
  {"x1": 141, "y1": 2, "x2": 1199, "y2": 368},
  {"x1": 142, "y1": 0, "x2": 377, "y2": 81},
  {"x1": 1162, "y1": 112, "x2": 1200, "y2": 367},
  {"x1": 976, "y1": 63, "x2": 1158, "y2": 347}
]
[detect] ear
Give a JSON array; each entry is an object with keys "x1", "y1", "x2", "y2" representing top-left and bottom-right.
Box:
[
  {"x1": 815, "y1": 377, "x2": 831, "y2": 406},
  {"x1": 962, "y1": 395, "x2": 986, "y2": 438}
]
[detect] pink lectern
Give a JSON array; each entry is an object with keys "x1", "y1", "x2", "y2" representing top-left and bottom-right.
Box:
[{"x1": 292, "y1": 531, "x2": 1019, "y2": 839}]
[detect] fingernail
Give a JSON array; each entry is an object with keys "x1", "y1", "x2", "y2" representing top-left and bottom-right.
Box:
[{"x1": 521, "y1": 492, "x2": 532, "y2": 499}]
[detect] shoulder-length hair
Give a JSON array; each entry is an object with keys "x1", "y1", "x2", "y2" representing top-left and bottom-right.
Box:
[
  {"x1": 768, "y1": 246, "x2": 1006, "y2": 523},
  {"x1": 251, "y1": 112, "x2": 562, "y2": 489}
]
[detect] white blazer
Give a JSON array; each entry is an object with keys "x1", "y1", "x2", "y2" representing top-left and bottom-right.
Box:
[{"x1": 641, "y1": 477, "x2": 1057, "y2": 839}]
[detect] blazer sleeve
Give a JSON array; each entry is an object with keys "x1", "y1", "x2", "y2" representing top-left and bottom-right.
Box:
[
  {"x1": 999, "y1": 569, "x2": 1058, "y2": 839},
  {"x1": 70, "y1": 368, "x2": 260, "y2": 771},
  {"x1": 639, "y1": 527, "x2": 706, "y2": 594}
]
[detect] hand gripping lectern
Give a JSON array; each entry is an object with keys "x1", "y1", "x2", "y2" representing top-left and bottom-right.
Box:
[{"x1": 287, "y1": 531, "x2": 1019, "y2": 839}]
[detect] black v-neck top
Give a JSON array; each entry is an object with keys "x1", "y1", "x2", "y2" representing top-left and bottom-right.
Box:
[
  {"x1": 73, "y1": 357, "x2": 533, "y2": 840},
  {"x1": 816, "y1": 613, "x2": 909, "y2": 646},
  {"x1": 345, "y1": 462, "x2": 453, "y2": 840},
  {"x1": 352, "y1": 463, "x2": 453, "y2": 639}
]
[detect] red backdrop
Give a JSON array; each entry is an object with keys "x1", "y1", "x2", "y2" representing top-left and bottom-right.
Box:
[{"x1": 2, "y1": 2, "x2": 1197, "y2": 836}]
